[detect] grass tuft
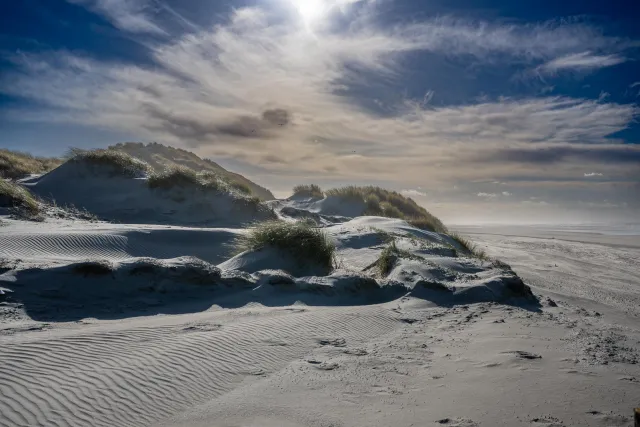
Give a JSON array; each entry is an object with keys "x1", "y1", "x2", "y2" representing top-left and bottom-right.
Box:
[
  {"x1": 0, "y1": 149, "x2": 63, "y2": 180},
  {"x1": 69, "y1": 148, "x2": 150, "y2": 178},
  {"x1": 0, "y1": 180, "x2": 41, "y2": 217},
  {"x1": 376, "y1": 240, "x2": 424, "y2": 276},
  {"x1": 71, "y1": 260, "x2": 114, "y2": 277},
  {"x1": 449, "y1": 233, "x2": 489, "y2": 260},
  {"x1": 292, "y1": 184, "x2": 324, "y2": 199},
  {"x1": 235, "y1": 220, "x2": 335, "y2": 270},
  {"x1": 325, "y1": 186, "x2": 447, "y2": 233}
]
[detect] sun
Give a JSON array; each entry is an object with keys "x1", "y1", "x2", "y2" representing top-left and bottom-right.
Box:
[{"x1": 292, "y1": 0, "x2": 325, "y2": 24}]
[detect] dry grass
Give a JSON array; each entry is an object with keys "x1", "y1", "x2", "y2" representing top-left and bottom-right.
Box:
[
  {"x1": 235, "y1": 220, "x2": 335, "y2": 270},
  {"x1": 69, "y1": 148, "x2": 150, "y2": 178},
  {"x1": 449, "y1": 233, "x2": 489, "y2": 260},
  {"x1": 0, "y1": 149, "x2": 63, "y2": 179},
  {"x1": 147, "y1": 166, "x2": 253, "y2": 196},
  {"x1": 325, "y1": 186, "x2": 447, "y2": 233},
  {"x1": 0, "y1": 180, "x2": 41, "y2": 217},
  {"x1": 292, "y1": 184, "x2": 324, "y2": 199},
  {"x1": 376, "y1": 240, "x2": 423, "y2": 276}
]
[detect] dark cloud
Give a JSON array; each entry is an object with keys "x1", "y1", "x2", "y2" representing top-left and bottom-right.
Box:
[
  {"x1": 262, "y1": 108, "x2": 290, "y2": 126},
  {"x1": 479, "y1": 146, "x2": 640, "y2": 165},
  {"x1": 143, "y1": 105, "x2": 292, "y2": 142}
]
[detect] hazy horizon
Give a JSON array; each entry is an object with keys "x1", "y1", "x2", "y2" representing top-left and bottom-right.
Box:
[{"x1": 1, "y1": 0, "x2": 639, "y2": 224}]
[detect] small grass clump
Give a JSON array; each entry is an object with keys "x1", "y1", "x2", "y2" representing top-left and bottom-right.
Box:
[
  {"x1": 69, "y1": 148, "x2": 150, "y2": 178},
  {"x1": 72, "y1": 260, "x2": 115, "y2": 277},
  {"x1": 235, "y1": 220, "x2": 335, "y2": 270},
  {"x1": 0, "y1": 149, "x2": 63, "y2": 179},
  {"x1": 0, "y1": 180, "x2": 41, "y2": 217},
  {"x1": 376, "y1": 241, "x2": 425, "y2": 276},
  {"x1": 325, "y1": 186, "x2": 448, "y2": 233},
  {"x1": 230, "y1": 181, "x2": 252, "y2": 195},
  {"x1": 449, "y1": 233, "x2": 489, "y2": 260},
  {"x1": 292, "y1": 184, "x2": 324, "y2": 199}
]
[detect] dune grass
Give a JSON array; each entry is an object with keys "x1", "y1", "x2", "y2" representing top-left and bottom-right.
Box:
[
  {"x1": 325, "y1": 185, "x2": 448, "y2": 233},
  {"x1": 147, "y1": 166, "x2": 256, "y2": 198},
  {"x1": 69, "y1": 148, "x2": 150, "y2": 178},
  {"x1": 376, "y1": 240, "x2": 424, "y2": 276},
  {"x1": 0, "y1": 149, "x2": 63, "y2": 180},
  {"x1": 235, "y1": 220, "x2": 335, "y2": 270},
  {"x1": 292, "y1": 184, "x2": 324, "y2": 199},
  {"x1": 0, "y1": 180, "x2": 41, "y2": 217},
  {"x1": 449, "y1": 233, "x2": 489, "y2": 260}
]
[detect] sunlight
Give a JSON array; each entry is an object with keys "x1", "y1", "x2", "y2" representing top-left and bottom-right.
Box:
[{"x1": 291, "y1": 0, "x2": 325, "y2": 24}]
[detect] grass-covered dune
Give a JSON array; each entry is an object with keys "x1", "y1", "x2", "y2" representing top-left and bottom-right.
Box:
[
  {"x1": 291, "y1": 184, "x2": 447, "y2": 233},
  {"x1": 0, "y1": 149, "x2": 63, "y2": 180},
  {"x1": 0, "y1": 179, "x2": 41, "y2": 217}
]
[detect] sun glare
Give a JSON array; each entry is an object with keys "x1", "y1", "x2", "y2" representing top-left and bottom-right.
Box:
[{"x1": 292, "y1": 0, "x2": 325, "y2": 24}]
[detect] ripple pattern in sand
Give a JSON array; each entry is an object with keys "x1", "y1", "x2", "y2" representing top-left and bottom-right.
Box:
[{"x1": 0, "y1": 306, "x2": 399, "y2": 427}]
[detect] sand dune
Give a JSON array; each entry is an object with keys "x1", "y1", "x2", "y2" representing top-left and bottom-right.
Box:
[{"x1": 1, "y1": 172, "x2": 639, "y2": 426}]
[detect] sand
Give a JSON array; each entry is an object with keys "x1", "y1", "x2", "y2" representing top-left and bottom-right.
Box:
[{"x1": 1, "y1": 208, "x2": 639, "y2": 426}]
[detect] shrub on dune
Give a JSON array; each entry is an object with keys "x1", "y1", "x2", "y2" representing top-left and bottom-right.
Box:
[
  {"x1": 0, "y1": 149, "x2": 63, "y2": 180},
  {"x1": 69, "y1": 148, "x2": 150, "y2": 178},
  {"x1": 0, "y1": 180, "x2": 41, "y2": 217},
  {"x1": 292, "y1": 184, "x2": 324, "y2": 199},
  {"x1": 235, "y1": 220, "x2": 335, "y2": 270}
]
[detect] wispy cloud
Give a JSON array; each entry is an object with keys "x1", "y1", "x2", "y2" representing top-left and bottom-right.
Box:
[
  {"x1": 1, "y1": 4, "x2": 638, "y2": 201},
  {"x1": 67, "y1": 0, "x2": 167, "y2": 34},
  {"x1": 502, "y1": 191, "x2": 512, "y2": 196},
  {"x1": 477, "y1": 192, "x2": 498, "y2": 198},
  {"x1": 401, "y1": 189, "x2": 427, "y2": 197},
  {"x1": 537, "y1": 52, "x2": 626, "y2": 75},
  {"x1": 584, "y1": 172, "x2": 604, "y2": 177}
]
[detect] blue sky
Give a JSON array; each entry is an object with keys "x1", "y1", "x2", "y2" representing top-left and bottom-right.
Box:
[{"x1": 1, "y1": 0, "x2": 639, "y2": 223}]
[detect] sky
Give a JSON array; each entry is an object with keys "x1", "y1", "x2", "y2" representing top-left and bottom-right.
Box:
[{"x1": 1, "y1": 0, "x2": 639, "y2": 224}]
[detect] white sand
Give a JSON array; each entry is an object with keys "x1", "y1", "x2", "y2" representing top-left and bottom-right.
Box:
[{"x1": 1, "y1": 212, "x2": 639, "y2": 426}]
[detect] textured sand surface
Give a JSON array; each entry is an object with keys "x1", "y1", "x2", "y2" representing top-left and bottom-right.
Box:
[{"x1": 1, "y1": 219, "x2": 638, "y2": 426}]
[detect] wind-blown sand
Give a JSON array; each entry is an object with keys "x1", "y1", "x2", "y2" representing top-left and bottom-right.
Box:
[{"x1": 1, "y1": 203, "x2": 639, "y2": 426}]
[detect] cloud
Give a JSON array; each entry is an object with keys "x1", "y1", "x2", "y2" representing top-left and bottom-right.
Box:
[
  {"x1": 477, "y1": 192, "x2": 498, "y2": 198},
  {"x1": 1, "y1": 5, "x2": 638, "y2": 199},
  {"x1": 67, "y1": 0, "x2": 167, "y2": 34},
  {"x1": 502, "y1": 191, "x2": 512, "y2": 196},
  {"x1": 537, "y1": 52, "x2": 626, "y2": 75},
  {"x1": 401, "y1": 189, "x2": 427, "y2": 197},
  {"x1": 584, "y1": 172, "x2": 604, "y2": 177},
  {"x1": 481, "y1": 146, "x2": 640, "y2": 165}
]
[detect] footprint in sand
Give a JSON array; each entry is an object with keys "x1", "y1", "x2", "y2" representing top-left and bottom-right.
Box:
[
  {"x1": 435, "y1": 417, "x2": 478, "y2": 426},
  {"x1": 530, "y1": 416, "x2": 565, "y2": 426},
  {"x1": 317, "y1": 337, "x2": 347, "y2": 347},
  {"x1": 502, "y1": 350, "x2": 542, "y2": 360}
]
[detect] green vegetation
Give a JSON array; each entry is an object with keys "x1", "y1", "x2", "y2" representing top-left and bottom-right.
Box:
[
  {"x1": 449, "y1": 233, "x2": 489, "y2": 260},
  {"x1": 235, "y1": 220, "x2": 335, "y2": 270},
  {"x1": 70, "y1": 148, "x2": 150, "y2": 178},
  {"x1": 0, "y1": 149, "x2": 63, "y2": 180},
  {"x1": 376, "y1": 240, "x2": 425, "y2": 276},
  {"x1": 109, "y1": 142, "x2": 273, "y2": 200},
  {"x1": 292, "y1": 184, "x2": 324, "y2": 199},
  {"x1": 0, "y1": 180, "x2": 41, "y2": 217},
  {"x1": 147, "y1": 166, "x2": 256, "y2": 198},
  {"x1": 325, "y1": 185, "x2": 448, "y2": 233},
  {"x1": 229, "y1": 181, "x2": 252, "y2": 195},
  {"x1": 72, "y1": 260, "x2": 115, "y2": 277}
]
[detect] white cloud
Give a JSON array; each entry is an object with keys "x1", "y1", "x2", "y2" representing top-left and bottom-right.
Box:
[
  {"x1": 401, "y1": 189, "x2": 427, "y2": 197},
  {"x1": 67, "y1": 0, "x2": 167, "y2": 34},
  {"x1": 537, "y1": 52, "x2": 626, "y2": 75},
  {"x1": 1, "y1": 5, "x2": 638, "y2": 190},
  {"x1": 477, "y1": 193, "x2": 498, "y2": 198},
  {"x1": 502, "y1": 191, "x2": 512, "y2": 196},
  {"x1": 584, "y1": 172, "x2": 604, "y2": 177}
]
